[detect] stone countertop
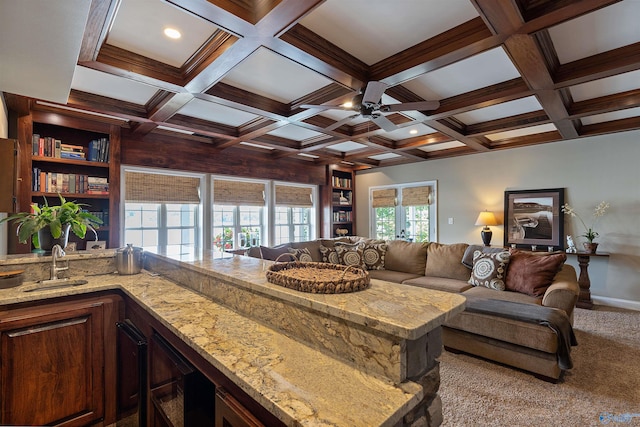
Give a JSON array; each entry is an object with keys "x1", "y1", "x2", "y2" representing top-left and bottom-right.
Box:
[
  {"x1": 147, "y1": 251, "x2": 467, "y2": 340},
  {"x1": 0, "y1": 270, "x2": 422, "y2": 426}
]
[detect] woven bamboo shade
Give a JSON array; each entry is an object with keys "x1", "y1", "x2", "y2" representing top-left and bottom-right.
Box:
[
  {"x1": 275, "y1": 185, "x2": 313, "y2": 207},
  {"x1": 214, "y1": 179, "x2": 265, "y2": 206},
  {"x1": 372, "y1": 188, "x2": 397, "y2": 208},
  {"x1": 402, "y1": 186, "x2": 431, "y2": 206},
  {"x1": 125, "y1": 171, "x2": 200, "y2": 203}
]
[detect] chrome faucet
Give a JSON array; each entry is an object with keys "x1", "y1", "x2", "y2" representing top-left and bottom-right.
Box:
[{"x1": 50, "y1": 244, "x2": 68, "y2": 280}]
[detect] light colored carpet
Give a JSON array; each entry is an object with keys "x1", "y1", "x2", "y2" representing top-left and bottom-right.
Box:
[{"x1": 439, "y1": 305, "x2": 640, "y2": 426}]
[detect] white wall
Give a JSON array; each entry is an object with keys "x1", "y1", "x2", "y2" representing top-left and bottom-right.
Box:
[
  {"x1": 0, "y1": 93, "x2": 8, "y2": 255},
  {"x1": 356, "y1": 130, "x2": 640, "y2": 306}
]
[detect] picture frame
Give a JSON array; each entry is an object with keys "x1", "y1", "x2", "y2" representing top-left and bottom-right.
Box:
[
  {"x1": 504, "y1": 188, "x2": 565, "y2": 251},
  {"x1": 88, "y1": 240, "x2": 107, "y2": 250}
]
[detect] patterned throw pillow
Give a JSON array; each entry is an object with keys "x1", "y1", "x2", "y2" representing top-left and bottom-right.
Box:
[
  {"x1": 288, "y1": 247, "x2": 313, "y2": 262},
  {"x1": 319, "y1": 245, "x2": 340, "y2": 264},
  {"x1": 468, "y1": 250, "x2": 510, "y2": 291},
  {"x1": 361, "y1": 241, "x2": 387, "y2": 270},
  {"x1": 335, "y1": 242, "x2": 365, "y2": 267}
]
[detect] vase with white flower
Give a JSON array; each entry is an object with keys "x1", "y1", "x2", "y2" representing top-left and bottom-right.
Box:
[{"x1": 561, "y1": 201, "x2": 610, "y2": 253}]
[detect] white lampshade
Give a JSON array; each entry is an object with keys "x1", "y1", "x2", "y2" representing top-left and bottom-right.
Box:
[{"x1": 475, "y1": 211, "x2": 498, "y2": 227}]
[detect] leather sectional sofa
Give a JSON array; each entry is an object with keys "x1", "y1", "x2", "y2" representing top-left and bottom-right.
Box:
[{"x1": 245, "y1": 237, "x2": 580, "y2": 382}]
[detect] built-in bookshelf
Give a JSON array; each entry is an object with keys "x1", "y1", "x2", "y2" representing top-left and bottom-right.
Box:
[
  {"x1": 12, "y1": 111, "x2": 120, "y2": 252},
  {"x1": 326, "y1": 166, "x2": 355, "y2": 237}
]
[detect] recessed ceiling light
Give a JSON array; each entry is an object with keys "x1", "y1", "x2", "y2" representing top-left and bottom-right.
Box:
[
  {"x1": 409, "y1": 129, "x2": 418, "y2": 135},
  {"x1": 164, "y1": 27, "x2": 181, "y2": 39}
]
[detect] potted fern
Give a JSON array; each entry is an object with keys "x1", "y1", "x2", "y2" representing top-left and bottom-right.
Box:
[{"x1": 0, "y1": 194, "x2": 102, "y2": 252}]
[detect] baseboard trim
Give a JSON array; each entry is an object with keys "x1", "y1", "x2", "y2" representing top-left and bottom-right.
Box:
[{"x1": 591, "y1": 296, "x2": 640, "y2": 311}]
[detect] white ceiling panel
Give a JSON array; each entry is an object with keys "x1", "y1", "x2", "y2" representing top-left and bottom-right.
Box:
[
  {"x1": 222, "y1": 47, "x2": 332, "y2": 103},
  {"x1": 418, "y1": 141, "x2": 465, "y2": 152},
  {"x1": 72, "y1": 66, "x2": 159, "y2": 104},
  {"x1": 0, "y1": 0, "x2": 90, "y2": 103},
  {"x1": 178, "y1": 98, "x2": 259, "y2": 126},
  {"x1": 369, "y1": 153, "x2": 402, "y2": 160},
  {"x1": 301, "y1": 0, "x2": 478, "y2": 65},
  {"x1": 580, "y1": 107, "x2": 640, "y2": 126},
  {"x1": 327, "y1": 141, "x2": 368, "y2": 152},
  {"x1": 384, "y1": 123, "x2": 437, "y2": 141},
  {"x1": 455, "y1": 96, "x2": 543, "y2": 125},
  {"x1": 569, "y1": 69, "x2": 640, "y2": 102},
  {"x1": 267, "y1": 124, "x2": 324, "y2": 141},
  {"x1": 403, "y1": 47, "x2": 521, "y2": 100},
  {"x1": 548, "y1": 1, "x2": 640, "y2": 64},
  {"x1": 485, "y1": 123, "x2": 557, "y2": 141},
  {"x1": 107, "y1": 0, "x2": 218, "y2": 68}
]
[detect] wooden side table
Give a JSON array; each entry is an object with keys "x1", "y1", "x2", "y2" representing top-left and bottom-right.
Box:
[{"x1": 567, "y1": 252, "x2": 609, "y2": 309}]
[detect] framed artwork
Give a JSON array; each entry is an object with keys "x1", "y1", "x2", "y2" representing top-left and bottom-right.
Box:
[
  {"x1": 504, "y1": 188, "x2": 565, "y2": 251},
  {"x1": 88, "y1": 240, "x2": 107, "y2": 250}
]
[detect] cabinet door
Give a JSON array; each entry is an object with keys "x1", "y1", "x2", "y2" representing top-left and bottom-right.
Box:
[
  {"x1": 0, "y1": 298, "x2": 112, "y2": 427},
  {"x1": 0, "y1": 138, "x2": 18, "y2": 213},
  {"x1": 215, "y1": 388, "x2": 264, "y2": 427}
]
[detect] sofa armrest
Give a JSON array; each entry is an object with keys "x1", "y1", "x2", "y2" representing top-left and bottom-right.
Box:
[{"x1": 541, "y1": 264, "x2": 579, "y2": 318}]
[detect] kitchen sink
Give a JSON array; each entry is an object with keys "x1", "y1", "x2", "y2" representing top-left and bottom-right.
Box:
[{"x1": 22, "y1": 278, "x2": 89, "y2": 292}]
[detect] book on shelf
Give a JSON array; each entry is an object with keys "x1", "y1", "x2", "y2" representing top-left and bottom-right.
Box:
[
  {"x1": 32, "y1": 134, "x2": 109, "y2": 162},
  {"x1": 32, "y1": 168, "x2": 107, "y2": 194},
  {"x1": 332, "y1": 176, "x2": 352, "y2": 188}
]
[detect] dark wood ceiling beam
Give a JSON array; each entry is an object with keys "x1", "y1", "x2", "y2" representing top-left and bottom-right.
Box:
[
  {"x1": 78, "y1": 0, "x2": 118, "y2": 62},
  {"x1": 289, "y1": 83, "x2": 353, "y2": 112},
  {"x1": 146, "y1": 92, "x2": 195, "y2": 123},
  {"x1": 181, "y1": 31, "x2": 239, "y2": 88},
  {"x1": 579, "y1": 115, "x2": 640, "y2": 137},
  {"x1": 487, "y1": 130, "x2": 562, "y2": 148},
  {"x1": 96, "y1": 44, "x2": 185, "y2": 85},
  {"x1": 569, "y1": 88, "x2": 640, "y2": 118},
  {"x1": 429, "y1": 78, "x2": 533, "y2": 119},
  {"x1": 395, "y1": 133, "x2": 455, "y2": 149},
  {"x1": 166, "y1": 114, "x2": 238, "y2": 139},
  {"x1": 370, "y1": 17, "x2": 496, "y2": 85},
  {"x1": 465, "y1": 110, "x2": 550, "y2": 137},
  {"x1": 66, "y1": 90, "x2": 149, "y2": 121},
  {"x1": 216, "y1": 120, "x2": 290, "y2": 149},
  {"x1": 425, "y1": 119, "x2": 490, "y2": 151},
  {"x1": 277, "y1": 25, "x2": 368, "y2": 87},
  {"x1": 519, "y1": 0, "x2": 622, "y2": 31},
  {"x1": 554, "y1": 42, "x2": 640, "y2": 88},
  {"x1": 204, "y1": 82, "x2": 290, "y2": 118}
]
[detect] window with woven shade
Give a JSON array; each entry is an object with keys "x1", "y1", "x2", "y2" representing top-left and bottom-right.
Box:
[
  {"x1": 123, "y1": 170, "x2": 202, "y2": 257},
  {"x1": 212, "y1": 178, "x2": 267, "y2": 252},
  {"x1": 370, "y1": 182, "x2": 436, "y2": 242},
  {"x1": 274, "y1": 184, "x2": 315, "y2": 245}
]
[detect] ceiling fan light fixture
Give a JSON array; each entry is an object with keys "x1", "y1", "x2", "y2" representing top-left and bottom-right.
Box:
[{"x1": 342, "y1": 101, "x2": 353, "y2": 109}]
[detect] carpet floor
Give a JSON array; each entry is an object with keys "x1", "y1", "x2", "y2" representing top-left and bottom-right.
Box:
[{"x1": 439, "y1": 305, "x2": 640, "y2": 426}]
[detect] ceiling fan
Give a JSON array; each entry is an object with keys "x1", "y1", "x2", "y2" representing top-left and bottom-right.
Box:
[{"x1": 301, "y1": 81, "x2": 440, "y2": 132}]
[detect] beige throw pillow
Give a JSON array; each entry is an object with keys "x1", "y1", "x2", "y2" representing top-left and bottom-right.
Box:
[{"x1": 425, "y1": 243, "x2": 471, "y2": 281}]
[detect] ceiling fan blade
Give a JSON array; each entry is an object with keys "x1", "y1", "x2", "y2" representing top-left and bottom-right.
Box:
[
  {"x1": 362, "y1": 81, "x2": 388, "y2": 106},
  {"x1": 326, "y1": 114, "x2": 359, "y2": 131},
  {"x1": 300, "y1": 104, "x2": 349, "y2": 111},
  {"x1": 382, "y1": 100, "x2": 440, "y2": 112},
  {"x1": 371, "y1": 114, "x2": 398, "y2": 132}
]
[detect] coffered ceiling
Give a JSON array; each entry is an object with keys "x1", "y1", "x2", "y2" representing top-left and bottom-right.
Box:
[{"x1": 4, "y1": 0, "x2": 640, "y2": 170}]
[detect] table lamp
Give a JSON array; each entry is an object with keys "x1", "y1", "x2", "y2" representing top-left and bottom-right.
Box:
[{"x1": 475, "y1": 211, "x2": 498, "y2": 246}]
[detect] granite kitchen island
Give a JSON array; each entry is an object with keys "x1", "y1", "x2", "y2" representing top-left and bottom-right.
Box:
[{"x1": 0, "y1": 250, "x2": 465, "y2": 426}]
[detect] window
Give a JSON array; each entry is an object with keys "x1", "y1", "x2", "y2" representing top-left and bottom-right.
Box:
[
  {"x1": 370, "y1": 182, "x2": 436, "y2": 242},
  {"x1": 212, "y1": 178, "x2": 266, "y2": 252},
  {"x1": 273, "y1": 184, "x2": 314, "y2": 245},
  {"x1": 123, "y1": 170, "x2": 202, "y2": 256}
]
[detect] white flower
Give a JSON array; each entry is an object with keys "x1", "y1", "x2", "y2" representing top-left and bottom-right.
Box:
[{"x1": 561, "y1": 201, "x2": 610, "y2": 243}]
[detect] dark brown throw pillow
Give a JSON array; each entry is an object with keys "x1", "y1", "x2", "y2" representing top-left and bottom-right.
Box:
[
  {"x1": 260, "y1": 245, "x2": 294, "y2": 261},
  {"x1": 505, "y1": 249, "x2": 567, "y2": 297}
]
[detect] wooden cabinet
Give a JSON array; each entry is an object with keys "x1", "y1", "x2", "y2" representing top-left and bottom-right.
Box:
[
  {"x1": 322, "y1": 166, "x2": 356, "y2": 237},
  {"x1": 0, "y1": 138, "x2": 18, "y2": 213},
  {"x1": 215, "y1": 388, "x2": 264, "y2": 427},
  {"x1": 0, "y1": 294, "x2": 122, "y2": 426},
  {"x1": 12, "y1": 110, "x2": 120, "y2": 252}
]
